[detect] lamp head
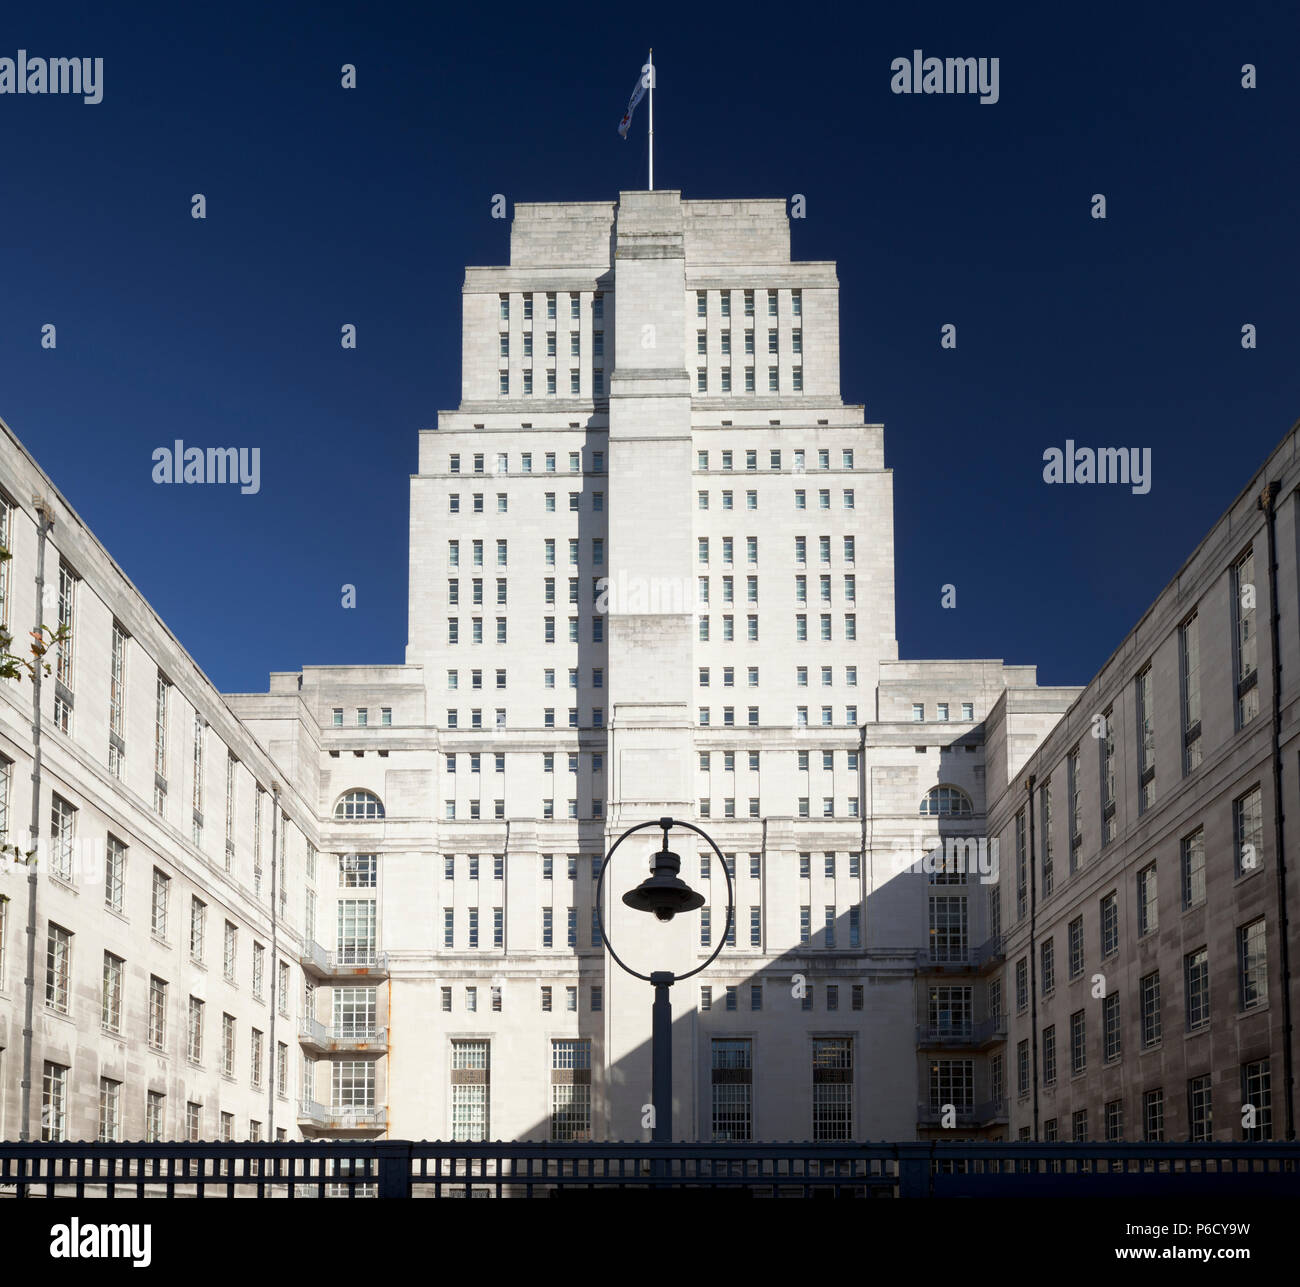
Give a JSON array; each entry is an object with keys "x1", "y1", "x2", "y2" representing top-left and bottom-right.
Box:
[{"x1": 622, "y1": 836, "x2": 706, "y2": 922}]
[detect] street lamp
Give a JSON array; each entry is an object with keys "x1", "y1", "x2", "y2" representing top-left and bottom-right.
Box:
[{"x1": 596, "y1": 816, "x2": 734, "y2": 1142}]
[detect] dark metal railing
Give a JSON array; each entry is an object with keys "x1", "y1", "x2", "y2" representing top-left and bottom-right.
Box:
[{"x1": 1, "y1": 1139, "x2": 1297, "y2": 1198}]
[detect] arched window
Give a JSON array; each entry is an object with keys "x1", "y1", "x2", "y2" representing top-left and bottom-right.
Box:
[
  {"x1": 334, "y1": 789, "x2": 385, "y2": 821},
  {"x1": 920, "y1": 785, "x2": 973, "y2": 817}
]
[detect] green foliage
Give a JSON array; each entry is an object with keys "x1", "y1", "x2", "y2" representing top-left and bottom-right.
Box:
[{"x1": 0, "y1": 544, "x2": 69, "y2": 684}]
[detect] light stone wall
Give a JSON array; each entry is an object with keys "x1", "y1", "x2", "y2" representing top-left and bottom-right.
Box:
[
  {"x1": 988, "y1": 422, "x2": 1300, "y2": 1141},
  {"x1": 0, "y1": 418, "x2": 316, "y2": 1143},
  {"x1": 0, "y1": 191, "x2": 1092, "y2": 1147}
]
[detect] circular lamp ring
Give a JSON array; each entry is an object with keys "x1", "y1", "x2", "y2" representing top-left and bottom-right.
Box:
[{"x1": 595, "y1": 816, "x2": 735, "y2": 985}]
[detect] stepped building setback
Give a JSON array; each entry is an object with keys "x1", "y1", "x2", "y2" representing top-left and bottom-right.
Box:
[{"x1": 0, "y1": 190, "x2": 1294, "y2": 1147}]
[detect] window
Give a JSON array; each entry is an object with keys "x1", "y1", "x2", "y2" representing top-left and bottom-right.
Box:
[
  {"x1": 550, "y1": 1039, "x2": 592, "y2": 1140},
  {"x1": 1040, "y1": 779, "x2": 1054, "y2": 896},
  {"x1": 1180, "y1": 612, "x2": 1202, "y2": 771},
  {"x1": 1042, "y1": 1026, "x2": 1056, "y2": 1086},
  {"x1": 53, "y1": 562, "x2": 76, "y2": 731},
  {"x1": 1182, "y1": 828, "x2": 1206, "y2": 908},
  {"x1": 1143, "y1": 1089, "x2": 1164, "y2": 1142},
  {"x1": 1100, "y1": 891, "x2": 1118, "y2": 957},
  {"x1": 1232, "y1": 549, "x2": 1259, "y2": 726},
  {"x1": 1103, "y1": 992, "x2": 1121, "y2": 1062},
  {"x1": 101, "y1": 951, "x2": 123, "y2": 1032},
  {"x1": 189, "y1": 896, "x2": 206, "y2": 960},
  {"x1": 334, "y1": 790, "x2": 384, "y2": 821},
  {"x1": 222, "y1": 1012, "x2": 236, "y2": 1078},
  {"x1": 151, "y1": 868, "x2": 171, "y2": 939},
  {"x1": 42, "y1": 1062, "x2": 68, "y2": 1141},
  {"x1": 1185, "y1": 947, "x2": 1210, "y2": 1031},
  {"x1": 146, "y1": 1091, "x2": 164, "y2": 1143},
  {"x1": 149, "y1": 975, "x2": 167, "y2": 1048},
  {"x1": 1234, "y1": 785, "x2": 1264, "y2": 878},
  {"x1": 812, "y1": 1038, "x2": 853, "y2": 1141},
  {"x1": 49, "y1": 795, "x2": 75, "y2": 883},
  {"x1": 1137, "y1": 863, "x2": 1158, "y2": 936},
  {"x1": 920, "y1": 785, "x2": 973, "y2": 817},
  {"x1": 188, "y1": 995, "x2": 205, "y2": 1063},
  {"x1": 1136, "y1": 667, "x2": 1155, "y2": 810},
  {"x1": 710, "y1": 1038, "x2": 753, "y2": 1141},
  {"x1": 1238, "y1": 918, "x2": 1267, "y2": 1010},
  {"x1": 1040, "y1": 938, "x2": 1055, "y2": 995},
  {"x1": 1100, "y1": 707, "x2": 1116, "y2": 844},
  {"x1": 108, "y1": 622, "x2": 127, "y2": 777},
  {"x1": 1242, "y1": 1059, "x2": 1272, "y2": 1140},
  {"x1": 929, "y1": 895, "x2": 967, "y2": 963},
  {"x1": 1067, "y1": 747, "x2": 1082, "y2": 870},
  {"x1": 1015, "y1": 811, "x2": 1028, "y2": 921},
  {"x1": 1141, "y1": 970, "x2": 1161, "y2": 1048},
  {"x1": 1070, "y1": 1009, "x2": 1086, "y2": 1074},
  {"x1": 1068, "y1": 916, "x2": 1084, "y2": 979}
]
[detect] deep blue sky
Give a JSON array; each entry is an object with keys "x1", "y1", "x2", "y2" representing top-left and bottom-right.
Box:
[{"x1": 1, "y1": 1, "x2": 1296, "y2": 694}]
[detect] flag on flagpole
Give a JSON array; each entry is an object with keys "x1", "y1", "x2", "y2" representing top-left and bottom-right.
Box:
[{"x1": 617, "y1": 68, "x2": 647, "y2": 138}]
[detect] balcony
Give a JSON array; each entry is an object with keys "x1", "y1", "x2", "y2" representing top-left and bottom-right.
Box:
[
  {"x1": 916, "y1": 1099, "x2": 1008, "y2": 1130},
  {"x1": 921, "y1": 934, "x2": 1004, "y2": 976},
  {"x1": 299, "y1": 942, "x2": 390, "y2": 980},
  {"x1": 298, "y1": 1015, "x2": 388, "y2": 1054},
  {"x1": 297, "y1": 1099, "x2": 388, "y2": 1134},
  {"x1": 915, "y1": 1017, "x2": 1007, "y2": 1050}
]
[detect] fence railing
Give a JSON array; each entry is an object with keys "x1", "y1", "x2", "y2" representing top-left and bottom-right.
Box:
[
  {"x1": 297, "y1": 1016, "x2": 388, "y2": 1050},
  {"x1": 2, "y1": 1140, "x2": 1298, "y2": 1198},
  {"x1": 915, "y1": 1017, "x2": 1007, "y2": 1046}
]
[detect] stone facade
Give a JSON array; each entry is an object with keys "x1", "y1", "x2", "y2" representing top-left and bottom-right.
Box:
[
  {"x1": 4, "y1": 189, "x2": 1289, "y2": 1147},
  {"x1": 987, "y1": 426, "x2": 1300, "y2": 1142}
]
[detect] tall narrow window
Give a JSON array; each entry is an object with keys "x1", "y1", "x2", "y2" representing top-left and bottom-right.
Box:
[
  {"x1": 154, "y1": 673, "x2": 169, "y2": 814},
  {"x1": 1234, "y1": 785, "x2": 1264, "y2": 878},
  {"x1": 1040, "y1": 778, "x2": 1054, "y2": 896},
  {"x1": 711, "y1": 1038, "x2": 753, "y2": 1141},
  {"x1": 1181, "y1": 827, "x2": 1206, "y2": 908},
  {"x1": 225, "y1": 754, "x2": 236, "y2": 871},
  {"x1": 105, "y1": 835, "x2": 126, "y2": 913},
  {"x1": 0, "y1": 493, "x2": 11, "y2": 629},
  {"x1": 1232, "y1": 550, "x2": 1259, "y2": 727},
  {"x1": 1180, "y1": 612, "x2": 1202, "y2": 771},
  {"x1": 108, "y1": 622, "x2": 127, "y2": 778},
  {"x1": 1100, "y1": 709, "x2": 1116, "y2": 844},
  {"x1": 1015, "y1": 810, "x2": 1027, "y2": 921},
  {"x1": 152, "y1": 868, "x2": 170, "y2": 939},
  {"x1": 811, "y1": 1038, "x2": 853, "y2": 1140},
  {"x1": 1067, "y1": 747, "x2": 1082, "y2": 871},
  {"x1": 1185, "y1": 946, "x2": 1210, "y2": 1031},
  {"x1": 192, "y1": 713, "x2": 204, "y2": 846},
  {"x1": 42, "y1": 1063, "x2": 68, "y2": 1141},
  {"x1": 100, "y1": 1078, "x2": 123, "y2": 1142},
  {"x1": 53, "y1": 562, "x2": 76, "y2": 732},
  {"x1": 451, "y1": 1040, "x2": 490, "y2": 1140},
  {"x1": 50, "y1": 795, "x2": 76, "y2": 883},
  {"x1": 550, "y1": 1039, "x2": 592, "y2": 1141},
  {"x1": 149, "y1": 976, "x2": 167, "y2": 1048},
  {"x1": 101, "y1": 951, "x2": 123, "y2": 1032},
  {"x1": 1136, "y1": 667, "x2": 1154, "y2": 811}
]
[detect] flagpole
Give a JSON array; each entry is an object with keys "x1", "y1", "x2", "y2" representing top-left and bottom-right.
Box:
[{"x1": 647, "y1": 48, "x2": 654, "y2": 191}]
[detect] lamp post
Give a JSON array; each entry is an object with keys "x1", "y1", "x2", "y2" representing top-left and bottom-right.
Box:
[{"x1": 596, "y1": 816, "x2": 734, "y2": 1142}]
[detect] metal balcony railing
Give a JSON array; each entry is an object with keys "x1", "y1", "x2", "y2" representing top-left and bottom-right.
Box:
[
  {"x1": 298, "y1": 1016, "x2": 388, "y2": 1050},
  {"x1": 923, "y1": 934, "x2": 1005, "y2": 972},
  {"x1": 299, "y1": 942, "x2": 390, "y2": 978},
  {"x1": 296, "y1": 1100, "x2": 387, "y2": 1132},
  {"x1": 915, "y1": 1017, "x2": 1008, "y2": 1047},
  {"x1": 916, "y1": 1099, "x2": 1008, "y2": 1127}
]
